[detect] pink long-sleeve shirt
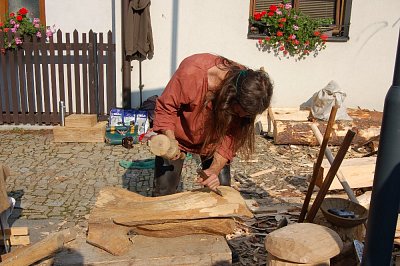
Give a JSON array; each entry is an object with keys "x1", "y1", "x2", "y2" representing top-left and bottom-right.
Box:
[{"x1": 153, "y1": 53, "x2": 235, "y2": 161}]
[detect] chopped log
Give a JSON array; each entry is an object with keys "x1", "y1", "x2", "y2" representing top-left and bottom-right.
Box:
[
  {"x1": 0, "y1": 228, "x2": 76, "y2": 266},
  {"x1": 87, "y1": 186, "x2": 252, "y2": 256},
  {"x1": 266, "y1": 254, "x2": 329, "y2": 265},
  {"x1": 264, "y1": 223, "x2": 343, "y2": 264},
  {"x1": 268, "y1": 108, "x2": 382, "y2": 145}
]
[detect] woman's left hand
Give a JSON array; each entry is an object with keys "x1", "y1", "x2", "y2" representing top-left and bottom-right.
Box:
[{"x1": 196, "y1": 169, "x2": 220, "y2": 190}]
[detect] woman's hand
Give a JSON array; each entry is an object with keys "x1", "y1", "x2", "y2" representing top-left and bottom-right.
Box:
[{"x1": 196, "y1": 169, "x2": 220, "y2": 190}]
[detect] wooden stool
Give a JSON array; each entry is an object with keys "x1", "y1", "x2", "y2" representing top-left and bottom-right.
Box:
[{"x1": 265, "y1": 223, "x2": 343, "y2": 265}]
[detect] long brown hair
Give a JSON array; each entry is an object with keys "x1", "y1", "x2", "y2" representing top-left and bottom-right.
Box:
[{"x1": 202, "y1": 56, "x2": 274, "y2": 160}]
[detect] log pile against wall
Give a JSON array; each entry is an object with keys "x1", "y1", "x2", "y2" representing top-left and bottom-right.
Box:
[{"x1": 257, "y1": 108, "x2": 382, "y2": 145}]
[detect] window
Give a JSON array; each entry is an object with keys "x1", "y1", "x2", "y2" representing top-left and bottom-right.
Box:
[
  {"x1": 248, "y1": 0, "x2": 352, "y2": 41},
  {"x1": 0, "y1": 0, "x2": 46, "y2": 25}
]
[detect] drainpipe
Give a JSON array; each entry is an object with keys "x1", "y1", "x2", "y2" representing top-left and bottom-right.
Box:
[
  {"x1": 122, "y1": 0, "x2": 131, "y2": 109},
  {"x1": 361, "y1": 29, "x2": 400, "y2": 265}
]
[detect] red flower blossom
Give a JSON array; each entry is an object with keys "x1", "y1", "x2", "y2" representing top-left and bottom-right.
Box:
[
  {"x1": 18, "y1": 7, "x2": 28, "y2": 16},
  {"x1": 258, "y1": 39, "x2": 263, "y2": 45},
  {"x1": 253, "y1": 12, "x2": 263, "y2": 20},
  {"x1": 269, "y1": 5, "x2": 278, "y2": 12},
  {"x1": 279, "y1": 23, "x2": 284, "y2": 28},
  {"x1": 279, "y1": 18, "x2": 286, "y2": 23},
  {"x1": 267, "y1": 11, "x2": 274, "y2": 17},
  {"x1": 314, "y1": 31, "x2": 321, "y2": 36},
  {"x1": 4, "y1": 28, "x2": 9, "y2": 32},
  {"x1": 16, "y1": 15, "x2": 23, "y2": 21},
  {"x1": 283, "y1": 50, "x2": 288, "y2": 55},
  {"x1": 265, "y1": 36, "x2": 271, "y2": 41},
  {"x1": 279, "y1": 46, "x2": 285, "y2": 51},
  {"x1": 320, "y1": 34, "x2": 328, "y2": 41},
  {"x1": 0, "y1": 22, "x2": 3, "y2": 27},
  {"x1": 277, "y1": 31, "x2": 283, "y2": 37},
  {"x1": 9, "y1": 13, "x2": 15, "y2": 18}
]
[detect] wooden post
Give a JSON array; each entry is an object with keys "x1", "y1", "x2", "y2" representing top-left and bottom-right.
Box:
[
  {"x1": 298, "y1": 105, "x2": 338, "y2": 222},
  {"x1": 310, "y1": 123, "x2": 359, "y2": 203},
  {"x1": 305, "y1": 130, "x2": 356, "y2": 223}
]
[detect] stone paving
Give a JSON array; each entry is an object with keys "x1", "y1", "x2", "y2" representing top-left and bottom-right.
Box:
[{"x1": 0, "y1": 128, "x2": 202, "y2": 227}]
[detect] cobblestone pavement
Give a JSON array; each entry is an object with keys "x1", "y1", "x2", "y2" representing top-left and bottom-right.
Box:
[{"x1": 0, "y1": 128, "x2": 204, "y2": 227}]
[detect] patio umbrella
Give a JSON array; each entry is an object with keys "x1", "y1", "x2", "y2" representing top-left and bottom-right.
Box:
[{"x1": 125, "y1": 0, "x2": 154, "y2": 106}]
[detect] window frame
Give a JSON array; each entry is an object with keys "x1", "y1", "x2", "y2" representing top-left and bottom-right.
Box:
[
  {"x1": 0, "y1": 0, "x2": 46, "y2": 25},
  {"x1": 248, "y1": 0, "x2": 352, "y2": 42}
]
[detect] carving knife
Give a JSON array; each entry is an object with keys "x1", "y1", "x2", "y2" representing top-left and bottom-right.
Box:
[{"x1": 196, "y1": 168, "x2": 223, "y2": 196}]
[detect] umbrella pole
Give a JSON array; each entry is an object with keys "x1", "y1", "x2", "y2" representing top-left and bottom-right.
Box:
[
  {"x1": 122, "y1": 0, "x2": 131, "y2": 109},
  {"x1": 139, "y1": 60, "x2": 144, "y2": 108}
]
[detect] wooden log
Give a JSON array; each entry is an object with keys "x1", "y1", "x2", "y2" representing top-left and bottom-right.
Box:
[
  {"x1": 87, "y1": 186, "x2": 252, "y2": 256},
  {"x1": 148, "y1": 134, "x2": 185, "y2": 159},
  {"x1": 0, "y1": 228, "x2": 76, "y2": 266},
  {"x1": 270, "y1": 108, "x2": 382, "y2": 145},
  {"x1": 266, "y1": 254, "x2": 329, "y2": 265},
  {"x1": 265, "y1": 223, "x2": 342, "y2": 264}
]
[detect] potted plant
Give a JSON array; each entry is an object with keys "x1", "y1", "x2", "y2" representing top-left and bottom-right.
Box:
[
  {"x1": 0, "y1": 7, "x2": 54, "y2": 53},
  {"x1": 249, "y1": 1, "x2": 330, "y2": 59}
]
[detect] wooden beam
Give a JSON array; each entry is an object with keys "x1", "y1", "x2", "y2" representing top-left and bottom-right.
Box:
[{"x1": 305, "y1": 130, "x2": 356, "y2": 223}]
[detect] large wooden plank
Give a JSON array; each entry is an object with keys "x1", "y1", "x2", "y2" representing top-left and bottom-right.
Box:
[
  {"x1": 53, "y1": 121, "x2": 106, "y2": 143},
  {"x1": 267, "y1": 108, "x2": 382, "y2": 145},
  {"x1": 56, "y1": 234, "x2": 231, "y2": 265},
  {"x1": 322, "y1": 157, "x2": 376, "y2": 190},
  {"x1": 87, "y1": 186, "x2": 252, "y2": 256}
]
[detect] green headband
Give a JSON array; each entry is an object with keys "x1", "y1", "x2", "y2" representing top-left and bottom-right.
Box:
[{"x1": 235, "y1": 69, "x2": 248, "y2": 93}]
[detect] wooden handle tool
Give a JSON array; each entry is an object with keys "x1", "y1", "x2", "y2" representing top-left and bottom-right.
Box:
[{"x1": 196, "y1": 169, "x2": 223, "y2": 196}]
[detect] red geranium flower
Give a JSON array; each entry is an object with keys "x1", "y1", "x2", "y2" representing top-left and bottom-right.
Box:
[
  {"x1": 16, "y1": 15, "x2": 23, "y2": 21},
  {"x1": 277, "y1": 31, "x2": 283, "y2": 37},
  {"x1": 314, "y1": 31, "x2": 321, "y2": 36},
  {"x1": 18, "y1": 7, "x2": 28, "y2": 16},
  {"x1": 0, "y1": 22, "x2": 3, "y2": 27},
  {"x1": 269, "y1": 5, "x2": 278, "y2": 12},
  {"x1": 9, "y1": 13, "x2": 15, "y2": 18},
  {"x1": 320, "y1": 34, "x2": 328, "y2": 41},
  {"x1": 267, "y1": 11, "x2": 274, "y2": 17}
]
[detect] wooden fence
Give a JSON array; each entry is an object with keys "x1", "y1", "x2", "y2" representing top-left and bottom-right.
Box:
[{"x1": 0, "y1": 29, "x2": 116, "y2": 125}]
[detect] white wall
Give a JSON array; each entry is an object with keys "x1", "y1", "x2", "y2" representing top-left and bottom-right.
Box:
[{"x1": 46, "y1": 0, "x2": 400, "y2": 111}]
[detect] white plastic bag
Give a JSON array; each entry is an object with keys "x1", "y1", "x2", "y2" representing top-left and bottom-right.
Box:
[{"x1": 302, "y1": 80, "x2": 352, "y2": 121}]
